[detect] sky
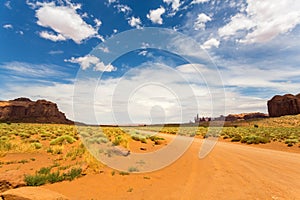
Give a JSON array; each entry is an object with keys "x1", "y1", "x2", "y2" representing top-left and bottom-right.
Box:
[{"x1": 1, "y1": 0, "x2": 300, "y2": 124}]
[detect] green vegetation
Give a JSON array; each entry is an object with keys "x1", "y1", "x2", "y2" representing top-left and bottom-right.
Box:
[
  {"x1": 50, "y1": 135, "x2": 77, "y2": 145},
  {"x1": 24, "y1": 166, "x2": 82, "y2": 186},
  {"x1": 0, "y1": 115, "x2": 299, "y2": 182},
  {"x1": 128, "y1": 166, "x2": 139, "y2": 172},
  {"x1": 119, "y1": 171, "x2": 130, "y2": 176},
  {"x1": 134, "y1": 115, "x2": 300, "y2": 147}
]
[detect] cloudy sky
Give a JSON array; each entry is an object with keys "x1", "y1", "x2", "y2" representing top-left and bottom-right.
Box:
[{"x1": 1, "y1": 0, "x2": 300, "y2": 124}]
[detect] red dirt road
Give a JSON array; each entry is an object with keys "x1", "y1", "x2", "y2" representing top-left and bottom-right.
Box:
[{"x1": 43, "y1": 138, "x2": 300, "y2": 200}]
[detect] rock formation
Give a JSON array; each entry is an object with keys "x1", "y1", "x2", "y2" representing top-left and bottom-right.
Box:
[
  {"x1": 225, "y1": 112, "x2": 268, "y2": 121},
  {"x1": 0, "y1": 97, "x2": 73, "y2": 124},
  {"x1": 267, "y1": 94, "x2": 300, "y2": 117},
  {"x1": 1, "y1": 187, "x2": 69, "y2": 200},
  {"x1": 0, "y1": 170, "x2": 26, "y2": 193}
]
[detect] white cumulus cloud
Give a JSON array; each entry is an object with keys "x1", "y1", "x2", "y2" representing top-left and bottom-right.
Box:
[
  {"x1": 128, "y1": 16, "x2": 142, "y2": 29},
  {"x1": 163, "y1": 0, "x2": 181, "y2": 11},
  {"x1": 114, "y1": 4, "x2": 132, "y2": 14},
  {"x1": 201, "y1": 38, "x2": 220, "y2": 49},
  {"x1": 3, "y1": 24, "x2": 13, "y2": 29},
  {"x1": 147, "y1": 7, "x2": 166, "y2": 24},
  {"x1": 194, "y1": 13, "x2": 212, "y2": 30},
  {"x1": 39, "y1": 31, "x2": 66, "y2": 42},
  {"x1": 218, "y1": 0, "x2": 300, "y2": 44},
  {"x1": 34, "y1": 2, "x2": 101, "y2": 44},
  {"x1": 191, "y1": 0, "x2": 210, "y2": 4},
  {"x1": 64, "y1": 55, "x2": 116, "y2": 72}
]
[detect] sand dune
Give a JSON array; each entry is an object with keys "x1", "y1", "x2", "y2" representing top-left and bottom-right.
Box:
[{"x1": 43, "y1": 138, "x2": 300, "y2": 199}]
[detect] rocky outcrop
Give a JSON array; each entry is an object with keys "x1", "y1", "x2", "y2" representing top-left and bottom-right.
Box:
[
  {"x1": 1, "y1": 187, "x2": 69, "y2": 200},
  {"x1": 267, "y1": 94, "x2": 300, "y2": 117},
  {"x1": 0, "y1": 170, "x2": 26, "y2": 193},
  {"x1": 225, "y1": 112, "x2": 268, "y2": 121},
  {"x1": 0, "y1": 98, "x2": 73, "y2": 124}
]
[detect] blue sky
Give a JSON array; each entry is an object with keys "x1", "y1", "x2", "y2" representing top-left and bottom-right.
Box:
[{"x1": 1, "y1": 0, "x2": 300, "y2": 124}]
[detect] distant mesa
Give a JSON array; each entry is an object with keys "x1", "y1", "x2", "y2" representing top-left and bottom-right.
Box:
[
  {"x1": 0, "y1": 97, "x2": 73, "y2": 124},
  {"x1": 268, "y1": 93, "x2": 300, "y2": 117},
  {"x1": 225, "y1": 112, "x2": 268, "y2": 121}
]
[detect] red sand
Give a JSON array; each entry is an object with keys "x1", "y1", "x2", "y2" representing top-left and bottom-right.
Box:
[{"x1": 43, "y1": 138, "x2": 300, "y2": 199}]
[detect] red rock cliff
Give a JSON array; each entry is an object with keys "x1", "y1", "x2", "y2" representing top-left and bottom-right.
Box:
[
  {"x1": 0, "y1": 98, "x2": 73, "y2": 124},
  {"x1": 267, "y1": 94, "x2": 300, "y2": 117}
]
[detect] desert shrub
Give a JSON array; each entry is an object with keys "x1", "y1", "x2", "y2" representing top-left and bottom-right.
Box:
[
  {"x1": 241, "y1": 135, "x2": 270, "y2": 144},
  {"x1": 0, "y1": 140, "x2": 12, "y2": 151},
  {"x1": 128, "y1": 167, "x2": 139, "y2": 172},
  {"x1": 19, "y1": 133, "x2": 31, "y2": 139},
  {"x1": 284, "y1": 138, "x2": 299, "y2": 144},
  {"x1": 223, "y1": 135, "x2": 229, "y2": 139},
  {"x1": 66, "y1": 146, "x2": 86, "y2": 160},
  {"x1": 24, "y1": 174, "x2": 47, "y2": 186},
  {"x1": 112, "y1": 135, "x2": 123, "y2": 146},
  {"x1": 86, "y1": 137, "x2": 108, "y2": 144},
  {"x1": 50, "y1": 135, "x2": 76, "y2": 145},
  {"x1": 119, "y1": 171, "x2": 129, "y2": 176},
  {"x1": 149, "y1": 136, "x2": 165, "y2": 142},
  {"x1": 38, "y1": 167, "x2": 51, "y2": 175},
  {"x1": 285, "y1": 138, "x2": 299, "y2": 147},
  {"x1": 63, "y1": 168, "x2": 82, "y2": 181},
  {"x1": 0, "y1": 136, "x2": 9, "y2": 142},
  {"x1": 47, "y1": 146, "x2": 63, "y2": 155},
  {"x1": 47, "y1": 171, "x2": 64, "y2": 183},
  {"x1": 18, "y1": 159, "x2": 29, "y2": 164},
  {"x1": 25, "y1": 166, "x2": 81, "y2": 186},
  {"x1": 132, "y1": 134, "x2": 147, "y2": 143},
  {"x1": 231, "y1": 135, "x2": 242, "y2": 142},
  {"x1": 31, "y1": 142, "x2": 42, "y2": 149}
]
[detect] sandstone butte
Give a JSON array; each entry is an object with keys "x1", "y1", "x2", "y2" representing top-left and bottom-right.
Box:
[
  {"x1": 0, "y1": 97, "x2": 73, "y2": 124},
  {"x1": 267, "y1": 93, "x2": 300, "y2": 117}
]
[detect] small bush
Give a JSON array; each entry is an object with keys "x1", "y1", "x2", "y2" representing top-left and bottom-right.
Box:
[
  {"x1": 47, "y1": 171, "x2": 64, "y2": 183},
  {"x1": 38, "y1": 167, "x2": 51, "y2": 175},
  {"x1": 131, "y1": 134, "x2": 147, "y2": 143},
  {"x1": 0, "y1": 141, "x2": 12, "y2": 151},
  {"x1": 128, "y1": 167, "x2": 139, "y2": 172},
  {"x1": 241, "y1": 135, "x2": 269, "y2": 144},
  {"x1": 19, "y1": 133, "x2": 31, "y2": 139},
  {"x1": 50, "y1": 135, "x2": 76, "y2": 145},
  {"x1": 112, "y1": 136, "x2": 123, "y2": 146},
  {"x1": 31, "y1": 142, "x2": 42, "y2": 149},
  {"x1": 231, "y1": 135, "x2": 242, "y2": 142},
  {"x1": 64, "y1": 168, "x2": 82, "y2": 181},
  {"x1": 119, "y1": 171, "x2": 129, "y2": 176},
  {"x1": 24, "y1": 174, "x2": 47, "y2": 186},
  {"x1": 18, "y1": 159, "x2": 29, "y2": 164},
  {"x1": 285, "y1": 138, "x2": 298, "y2": 144}
]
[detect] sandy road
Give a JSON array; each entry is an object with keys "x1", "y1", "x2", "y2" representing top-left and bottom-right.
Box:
[{"x1": 44, "y1": 138, "x2": 300, "y2": 200}]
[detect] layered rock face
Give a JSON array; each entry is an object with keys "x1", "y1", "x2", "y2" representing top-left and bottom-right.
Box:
[
  {"x1": 267, "y1": 94, "x2": 300, "y2": 117},
  {"x1": 0, "y1": 98, "x2": 73, "y2": 124}
]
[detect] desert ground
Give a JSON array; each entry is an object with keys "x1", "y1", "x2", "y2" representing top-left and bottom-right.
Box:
[
  {"x1": 1, "y1": 117, "x2": 300, "y2": 199},
  {"x1": 42, "y1": 137, "x2": 300, "y2": 200}
]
